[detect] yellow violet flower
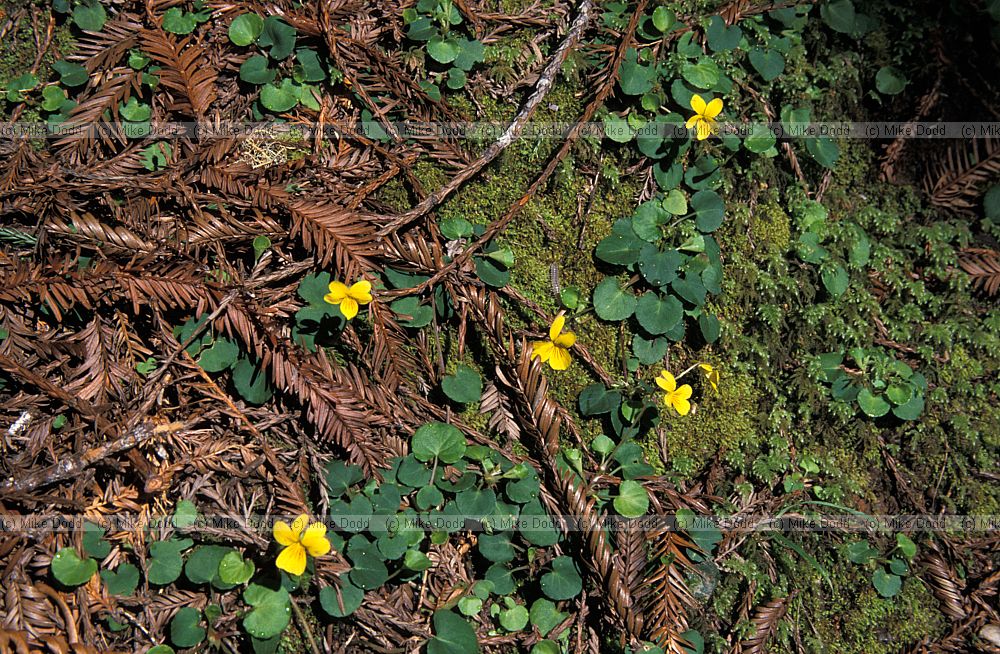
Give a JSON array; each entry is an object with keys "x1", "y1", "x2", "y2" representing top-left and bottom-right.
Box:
[
  {"x1": 686, "y1": 94, "x2": 723, "y2": 141},
  {"x1": 324, "y1": 279, "x2": 372, "y2": 320},
  {"x1": 699, "y1": 363, "x2": 720, "y2": 393},
  {"x1": 531, "y1": 312, "x2": 576, "y2": 371},
  {"x1": 656, "y1": 370, "x2": 692, "y2": 416},
  {"x1": 273, "y1": 514, "x2": 331, "y2": 576}
]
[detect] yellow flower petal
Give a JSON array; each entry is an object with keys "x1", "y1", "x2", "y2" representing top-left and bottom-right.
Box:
[
  {"x1": 690, "y1": 94, "x2": 707, "y2": 115},
  {"x1": 300, "y1": 523, "x2": 332, "y2": 557},
  {"x1": 676, "y1": 384, "x2": 693, "y2": 400},
  {"x1": 273, "y1": 520, "x2": 297, "y2": 546},
  {"x1": 549, "y1": 313, "x2": 566, "y2": 341},
  {"x1": 326, "y1": 281, "x2": 348, "y2": 303},
  {"x1": 704, "y1": 98, "x2": 723, "y2": 119},
  {"x1": 348, "y1": 280, "x2": 372, "y2": 304},
  {"x1": 340, "y1": 297, "x2": 359, "y2": 320},
  {"x1": 686, "y1": 115, "x2": 701, "y2": 129},
  {"x1": 697, "y1": 119, "x2": 713, "y2": 140},
  {"x1": 674, "y1": 397, "x2": 691, "y2": 416},
  {"x1": 656, "y1": 371, "x2": 676, "y2": 392},
  {"x1": 553, "y1": 331, "x2": 576, "y2": 348},
  {"x1": 548, "y1": 346, "x2": 571, "y2": 371},
  {"x1": 532, "y1": 340, "x2": 555, "y2": 363},
  {"x1": 276, "y1": 543, "x2": 307, "y2": 576},
  {"x1": 699, "y1": 363, "x2": 714, "y2": 372}
]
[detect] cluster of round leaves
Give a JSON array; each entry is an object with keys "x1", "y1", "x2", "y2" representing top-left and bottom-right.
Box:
[
  {"x1": 401, "y1": 0, "x2": 485, "y2": 96},
  {"x1": 49, "y1": 502, "x2": 266, "y2": 652},
  {"x1": 176, "y1": 315, "x2": 272, "y2": 405},
  {"x1": 792, "y1": 197, "x2": 870, "y2": 299},
  {"x1": 229, "y1": 13, "x2": 332, "y2": 114},
  {"x1": 320, "y1": 418, "x2": 582, "y2": 651},
  {"x1": 815, "y1": 347, "x2": 926, "y2": 421},
  {"x1": 592, "y1": 174, "x2": 724, "y2": 366},
  {"x1": 845, "y1": 533, "x2": 917, "y2": 599}
]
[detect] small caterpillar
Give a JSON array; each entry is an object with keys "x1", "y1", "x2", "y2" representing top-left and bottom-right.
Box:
[{"x1": 549, "y1": 264, "x2": 561, "y2": 298}]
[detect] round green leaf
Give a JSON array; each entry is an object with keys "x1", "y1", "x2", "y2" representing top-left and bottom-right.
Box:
[
  {"x1": 485, "y1": 563, "x2": 516, "y2": 595},
  {"x1": 147, "y1": 647, "x2": 175, "y2": 654},
  {"x1": 427, "y1": 36, "x2": 461, "y2": 63},
  {"x1": 391, "y1": 296, "x2": 435, "y2": 327},
  {"x1": 857, "y1": 389, "x2": 890, "y2": 417},
  {"x1": 578, "y1": 383, "x2": 621, "y2": 416},
  {"x1": 185, "y1": 545, "x2": 232, "y2": 585},
  {"x1": 749, "y1": 48, "x2": 785, "y2": 81},
  {"x1": 478, "y1": 533, "x2": 515, "y2": 563},
  {"x1": 681, "y1": 58, "x2": 720, "y2": 89},
  {"x1": 638, "y1": 246, "x2": 682, "y2": 286},
  {"x1": 239, "y1": 55, "x2": 275, "y2": 85},
  {"x1": 428, "y1": 610, "x2": 480, "y2": 654},
  {"x1": 260, "y1": 79, "x2": 299, "y2": 113},
  {"x1": 891, "y1": 394, "x2": 924, "y2": 421},
  {"x1": 456, "y1": 488, "x2": 497, "y2": 519},
  {"x1": 613, "y1": 480, "x2": 650, "y2": 518},
  {"x1": 101, "y1": 563, "x2": 140, "y2": 596},
  {"x1": 403, "y1": 549, "x2": 433, "y2": 571},
  {"x1": 82, "y1": 522, "x2": 111, "y2": 559},
  {"x1": 592, "y1": 278, "x2": 637, "y2": 321},
  {"x1": 896, "y1": 533, "x2": 917, "y2": 559},
  {"x1": 51, "y1": 548, "x2": 97, "y2": 586},
  {"x1": 412, "y1": 422, "x2": 467, "y2": 464},
  {"x1": 347, "y1": 541, "x2": 390, "y2": 590},
  {"x1": 52, "y1": 60, "x2": 89, "y2": 87},
  {"x1": 73, "y1": 1, "x2": 107, "y2": 31},
  {"x1": 531, "y1": 642, "x2": 560, "y2": 654},
  {"x1": 229, "y1": 13, "x2": 264, "y2": 46},
  {"x1": 458, "y1": 596, "x2": 482, "y2": 616},
  {"x1": 446, "y1": 68, "x2": 467, "y2": 89},
  {"x1": 618, "y1": 49, "x2": 655, "y2": 96},
  {"x1": 821, "y1": 263, "x2": 850, "y2": 297},
  {"x1": 806, "y1": 137, "x2": 840, "y2": 169},
  {"x1": 632, "y1": 334, "x2": 669, "y2": 364},
  {"x1": 519, "y1": 499, "x2": 558, "y2": 546},
  {"x1": 218, "y1": 551, "x2": 255, "y2": 585},
  {"x1": 635, "y1": 293, "x2": 683, "y2": 335},
  {"x1": 744, "y1": 123, "x2": 776, "y2": 153},
  {"x1": 529, "y1": 598, "x2": 567, "y2": 637},
  {"x1": 119, "y1": 97, "x2": 151, "y2": 122},
  {"x1": 540, "y1": 556, "x2": 583, "y2": 600},
  {"x1": 875, "y1": 66, "x2": 907, "y2": 95},
  {"x1": 170, "y1": 607, "x2": 205, "y2": 648},
  {"x1": 162, "y1": 7, "x2": 196, "y2": 34},
  {"x1": 706, "y1": 15, "x2": 741, "y2": 51},
  {"x1": 698, "y1": 312, "x2": 721, "y2": 344},
  {"x1": 691, "y1": 190, "x2": 725, "y2": 232},
  {"x1": 148, "y1": 539, "x2": 193, "y2": 585},
  {"x1": 873, "y1": 568, "x2": 902, "y2": 598},
  {"x1": 442, "y1": 365, "x2": 482, "y2": 403},
  {"x1": 319, "y1": 583, "x2": 364, "y2": 618},
  {"x1": 651, "y1": 6, "x2": 675, "y2": 32},
  {"x1": 258, "y1": 16, "x2": 297, "y2": 59},
  {"x1": 325, "y1": 460, "x2": 363, "y2": 497},
  {"x1": 232, "y1": 357, "x2": 272, "y2": 405},
  {"x1": 242, "y1": 586, "x2": 291, "y2": 639},
  {"x1": 595, "y1": 221, "x2": 643, "y2": 264},
  {"x1": 198, "y1": 338, "x2": 239, "y2": 372},
  {"x1": 500, "y1": 604, "x2": 529, "y2": 632},
  {"x1": 820, "y1": 0, "x2": 856, "y2": 33},
  {"x1": 984, "y1": 185, "x2": 1000, "y2": 223},
  {"x1": 662, "y1": 189, "x2": 688, "y2": 215},
  {"x1": 168, "y1": 500, "x2": 197, "y2": 529},
  {"x1": 416, "y1": 484, "x2": 444, "y2": 509}
]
